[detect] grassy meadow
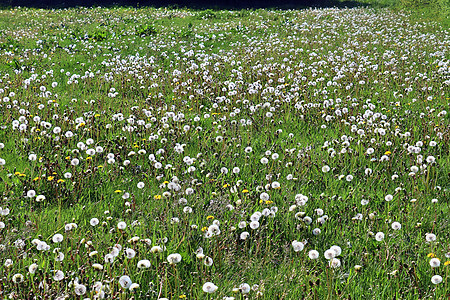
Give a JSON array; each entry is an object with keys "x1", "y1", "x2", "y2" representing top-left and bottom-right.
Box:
[{"x1": 0, "y1": 5, "x2": 449, "y2": 299}]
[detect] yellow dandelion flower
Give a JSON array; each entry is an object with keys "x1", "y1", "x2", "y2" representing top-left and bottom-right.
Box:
[
  {"x1": 14, "y1": 172, "x2": 21, "y2": 176},
  {"x1": 242, "y1": 189, "x2": 249, "y2": 193},
  {"x1": 57, "y1": 179, "x2": 65, "y2": 183},
  {"x1": 86, "y1": 157, "x2": 92, "y2": 160},
  {"x1": 47, "y1": 176, "x2": 54, "y2": 181},
  {"x1": 19, "y1": 173, "x2": 26, "y2": 177},
  {"x1": 427, "y1": 253, "x2": 436, "y2": 258},
  {"x1": 114, "y1": 190, "x2": 122, "y2": 193},
  {"x1": 265, "y1": 200, "x2": 274, "y2": 204},
  {"x1": 206, "y1": 215, "x2": 214, "y2": 220},
  {"x1": 223, "y1": 184, "x2": 230, "y2": 188},
  {"x1": 154, "y1": 195, "x2": 162, "y2": 200},
  {"x1": 33, "y1": 177, "x2": 40, "y2": 181},
  {"x1": 444, "y1": 261, "x2": 450, "y2": 266},
  {"x1": 94, "y1": 114, "x2": 100, "y2": 117},
  {"x1": 384, "y1": 151, "x2": 391, "y2": 155},
  {"x1": 201, "y1": 227, "x2": 208, "y2": 232}
]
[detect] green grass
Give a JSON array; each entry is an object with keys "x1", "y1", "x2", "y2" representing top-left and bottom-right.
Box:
[{"x1": 0, "y1": 6, "x2": 449, "y2": 300}]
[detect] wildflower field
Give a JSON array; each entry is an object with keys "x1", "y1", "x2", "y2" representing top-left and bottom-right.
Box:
[{"x1": 0, "y1": 6, "x2": 449, "y2": 299}]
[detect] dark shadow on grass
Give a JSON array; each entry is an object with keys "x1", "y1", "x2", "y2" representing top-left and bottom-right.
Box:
[{"x1": 1, "y1": 0, "x2": 364, "y2": 10}]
